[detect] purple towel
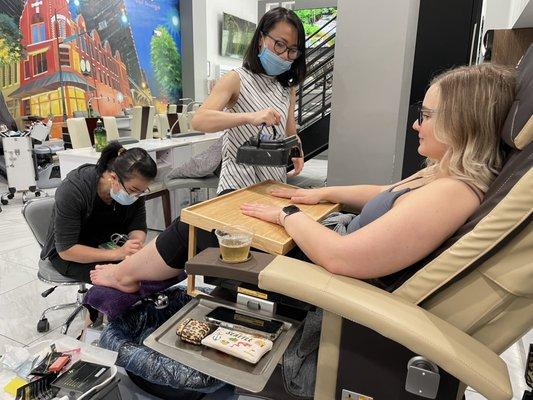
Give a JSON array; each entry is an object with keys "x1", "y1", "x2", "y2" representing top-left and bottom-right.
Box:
[{"x1": 84, "y1": 272, "x2": 187, "y2": 319}]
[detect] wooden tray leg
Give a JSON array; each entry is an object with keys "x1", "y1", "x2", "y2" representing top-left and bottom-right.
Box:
[{"x1": 186, "y1": 225, "x2": 201, "y2": 296}]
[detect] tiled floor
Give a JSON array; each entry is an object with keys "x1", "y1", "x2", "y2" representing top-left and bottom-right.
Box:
[{"x1": 0, "y1": 164, "x2": 531, "y2": 399}]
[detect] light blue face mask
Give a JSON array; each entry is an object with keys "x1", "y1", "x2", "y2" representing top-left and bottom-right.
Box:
[
  {"x1": 258, "y1": 46, "x2": 293, "y2": 76},
  {"x1": 110, "y1": 187, "x2": 138, "y2": 206}
]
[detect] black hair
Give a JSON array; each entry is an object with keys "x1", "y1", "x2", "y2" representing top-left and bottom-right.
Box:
[
  {"x1": 243, "y1": 7, "x2": 307, "y2": 87},
  {"x1": 95, "y1": 141, "x2": 157, "y2": 181}
]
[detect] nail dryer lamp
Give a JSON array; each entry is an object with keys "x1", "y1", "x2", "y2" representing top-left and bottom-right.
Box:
[{"x1": 236, "y1": 125, "x2": 302, "y2": 167}]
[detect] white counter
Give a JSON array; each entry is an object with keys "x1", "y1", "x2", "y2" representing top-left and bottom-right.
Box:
[
  {"x1": 57, "y1": 134, "x2": 222, "y2": 179},
  {"x1": 57, "y1": 133, "x2": 222, "y2": 230}
]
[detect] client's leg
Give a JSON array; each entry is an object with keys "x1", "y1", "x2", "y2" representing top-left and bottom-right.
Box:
[
  {"x1": 49, "y1": 253, "x2": 107, "y2": 284},
  {"x1": 90, "y1": 239, "x2": 174, "y2": 292},
  {"x1": 90, "y1": 218, "x2": 218, "y2": 293}
]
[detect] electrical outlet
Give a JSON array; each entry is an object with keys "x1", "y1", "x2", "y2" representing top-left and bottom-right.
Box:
[{"x1": 341, "y1": 389, "x2": 373, "y2": 400}]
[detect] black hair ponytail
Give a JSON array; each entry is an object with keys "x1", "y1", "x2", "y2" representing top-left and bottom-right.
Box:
[{"x1": 95, "y1": 141, "x2": 157, "y2": 181}]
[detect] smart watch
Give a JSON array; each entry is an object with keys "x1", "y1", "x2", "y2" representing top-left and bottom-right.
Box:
[{"x1": 280, "y1": 205, "x2": 301, "y2": 225}]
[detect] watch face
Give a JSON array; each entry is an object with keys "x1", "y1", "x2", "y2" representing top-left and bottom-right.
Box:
[{"x1": 283, "y1": 205, "x2": 300, "y2": 214}]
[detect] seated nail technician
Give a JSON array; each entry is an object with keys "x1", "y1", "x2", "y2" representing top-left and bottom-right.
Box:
[
  {"x1": 40, "y1": 142, "x2": 157, "y2": 283},
  {"x1": 91, "y1": 63, "x2": 515, "y2": 298},
  {"x1": 191, "y1": 7, "x2": 307, "y2": 194},
  {"x1": 91, "y1": 6, "x2": 310, "y2": 288}
]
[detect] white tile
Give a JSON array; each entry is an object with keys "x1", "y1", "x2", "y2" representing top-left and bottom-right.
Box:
[
  {"x1": 0, "y1": 242, "x2": 42, "y2": 270},
  {"x1": 521, "y1": 330, "x2": 533, "y2": 354},
  {"x1": 0, "y1": 219, "x2": 35, "y2": 253},
  {"x1": 0, "y1": 279, "x2": 83, "y2": 345},
  {"x1": 465, "y1": 390, "x2": 487, "y2": 400},
  {"x1": 27, "y1": 314, "x2": 86, "y2": 348},
  {"x1": 501, "y1": 339, "x2": 530, "y2": 397},
  {"x1": 0, "y1": 260, "x2": 36, "y2": 295},
  {"x1": 0, "y1": 334, "x2": 25, "y2": 356},
  {"x1": 0, "y1": 206, "x2": 25, "y2": 223}
]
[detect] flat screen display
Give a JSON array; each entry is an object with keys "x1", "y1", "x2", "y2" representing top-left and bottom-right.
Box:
[{"x1": 221, "y1": 12, "x2": 256, "y2": 59}]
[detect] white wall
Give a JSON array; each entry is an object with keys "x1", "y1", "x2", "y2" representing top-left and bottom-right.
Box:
[
  {"x1": 512, "y1": 0, "x2": 533, "y2": 28},
  {"x1": 483, "y1": 0, "x2": 513, "y2": 31},
  {"x1": 483, "y1": 0, "x2": 533, "y2": 32},
  {"x1": 205, "y1": 0, "x2": 258, "y2": 84},
  {"x1": 327, "y1": 0, "x2": 420, "y2": 186},
  {"x1": 193, "y1": 0, "x2": 208, "y2": 101}
]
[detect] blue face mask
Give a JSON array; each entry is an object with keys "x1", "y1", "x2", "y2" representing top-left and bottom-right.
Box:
[
  {"x1": 110, "y1": 187, "x2": 138, "y2": 206},
  {"x1": 258, "y1": 46, "x2": 293, "y2": 76}
]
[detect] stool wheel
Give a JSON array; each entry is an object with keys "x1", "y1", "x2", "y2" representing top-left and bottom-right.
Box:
[{"x1": 37, "y1": 318, "x2": 50, "y2": 333}]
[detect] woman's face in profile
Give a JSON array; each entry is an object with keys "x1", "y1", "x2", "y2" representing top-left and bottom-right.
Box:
[
  {"x1": 111, "y1": 172, "x2": 151, "y2": 197},
  {"x1": 260, "y1": 21, "x2": 298, "y2": 62},
  {"x1": 412, "y1": 84, "x2": 449, "y2": 161}
]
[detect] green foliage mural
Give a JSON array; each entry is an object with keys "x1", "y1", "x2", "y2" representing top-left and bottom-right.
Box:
[
  {"x1": 150, "y1": 26, "x2": 182, "y2": 101},
  {"x1": 0, "y1": 13, "x2": 24, "y2": 66},
  {"x1": 294, "y1": 7, "x2": 337, "y2": 47}
]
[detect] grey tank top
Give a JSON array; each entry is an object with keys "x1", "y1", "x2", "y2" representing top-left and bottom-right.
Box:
[{"x1": 346, "y1": 186, "x2": 414, "y2": 233}]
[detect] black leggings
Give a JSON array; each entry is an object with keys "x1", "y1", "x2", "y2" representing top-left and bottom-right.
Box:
[
  {"x1": 155, "y1": 217, "x2": 219, "y2": 269},
  {"x1": 49, "y1": 253, "x2": 117, "y2": 284},
  {"x1": 155, "y1": 188, "x2": 234, "y2": 269},
  {"x1": 154, "y1": 188, "x2": 310, "y2": 269},
  {"x1": 155, "y1": 218, "x2": 310, "y2": 270}
]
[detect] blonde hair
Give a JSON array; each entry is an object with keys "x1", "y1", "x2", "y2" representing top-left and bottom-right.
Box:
[{"x1": 423, "y1": 63, "x2": 516, "y2": 193}]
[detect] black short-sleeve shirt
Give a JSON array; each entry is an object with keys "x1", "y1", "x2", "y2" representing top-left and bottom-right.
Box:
[{"x1": 41, "y1": 164, "x2": 147, "y2": 259}]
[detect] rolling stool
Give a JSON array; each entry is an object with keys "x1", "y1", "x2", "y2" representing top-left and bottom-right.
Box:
[
  {"x1": 22, "y1": 197, "x2": 88, "y2": 334},
  {"x1": 36, "y1": 259, "x2": 87, "y2": 333}
]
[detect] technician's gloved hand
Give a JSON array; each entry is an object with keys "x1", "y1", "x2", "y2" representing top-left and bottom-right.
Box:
[
  {"x1": 114, "y1": 239, "x2": 142, "y2": 260},
  {"x1": 289, "y1": 156, "x2": 304, "y2": 177},
  {"x1": 288, "y1": 136, "x2": 304, "y2": 177}
]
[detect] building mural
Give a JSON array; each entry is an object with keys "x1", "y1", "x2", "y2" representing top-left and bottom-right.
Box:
[{"x1": 0, "y1": 0, "x2": 182, "y2": 134}]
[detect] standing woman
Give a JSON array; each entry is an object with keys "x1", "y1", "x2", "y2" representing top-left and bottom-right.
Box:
[
  {"x1": 192, "y1": 7, "x2": 307, "y2": 193},
  {"x1": 41, "y1": 142, "x2": 157, "y2": 283}
]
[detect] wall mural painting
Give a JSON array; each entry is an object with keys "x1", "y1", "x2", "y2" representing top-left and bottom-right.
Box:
[{"x1": 0, "y1": 0, "x2": 182, "y2": 137}]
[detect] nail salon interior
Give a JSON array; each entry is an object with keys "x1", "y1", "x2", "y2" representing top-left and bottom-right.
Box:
[{"x1": 0, "y1": 0, "x2": 532, "y2": 399}]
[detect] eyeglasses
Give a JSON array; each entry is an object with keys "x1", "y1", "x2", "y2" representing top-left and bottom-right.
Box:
[
  {"x1": 262, "y1": 32, "x2": 301, "y2": 60},
  {"x1": 417, "y1": 106, "x2": 437, "y2": 125},
  {"x1": 116, "y1": 174, "x2": 150, "y2": 197}
]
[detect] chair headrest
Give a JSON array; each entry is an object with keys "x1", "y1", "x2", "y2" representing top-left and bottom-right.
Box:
[{"x1": 501, "y1": 44, "x2": 533, "y2": 149}]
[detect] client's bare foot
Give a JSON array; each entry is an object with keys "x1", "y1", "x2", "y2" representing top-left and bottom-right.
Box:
[{"x1": 90, "y1": 264, "x2": 140, "y2": 293}]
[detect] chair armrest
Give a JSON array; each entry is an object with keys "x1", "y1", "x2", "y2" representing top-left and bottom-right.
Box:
[{"x1": 258, "y1": 256, "x2": 512, "y2": 400}]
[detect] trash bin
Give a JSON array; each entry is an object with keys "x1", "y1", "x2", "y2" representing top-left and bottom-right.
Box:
[{"x1": 99, "y1": 287, "x2": 225, "y2": 399}]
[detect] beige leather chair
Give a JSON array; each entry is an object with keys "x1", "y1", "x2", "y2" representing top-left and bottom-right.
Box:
[
  {"x1": 131, "y1": 105, "x2": 155, "y2": 140},
  {"x1": 102, "y1": 116, "x2": 119, "y2": 141},
  {"x1": 66, "y1": 117, "x2": 91, "y2": 149},
  {"x1": 239, "y1": 47, "x2": 533, "y2": 400},
  {"x1": 176, "y1": 48, "x2": 533, "y2": 400}
]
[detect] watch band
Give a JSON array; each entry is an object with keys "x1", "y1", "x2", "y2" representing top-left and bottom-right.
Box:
[{"x1": 280, "y1": 205, "x2": 301, "y2": 225}]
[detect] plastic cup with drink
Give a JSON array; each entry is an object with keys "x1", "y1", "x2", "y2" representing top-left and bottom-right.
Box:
[{"x1": 215, "y1": 225, "x2": 254, "y2": 263}]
